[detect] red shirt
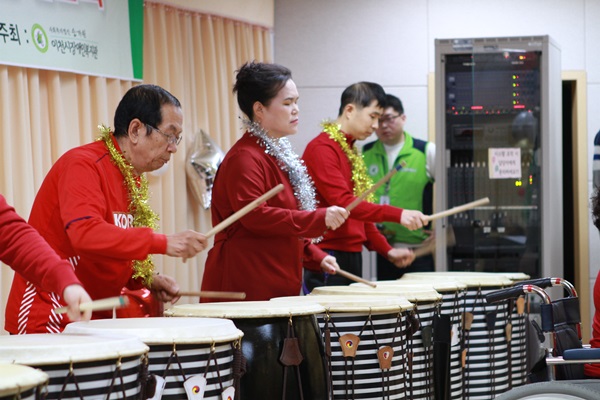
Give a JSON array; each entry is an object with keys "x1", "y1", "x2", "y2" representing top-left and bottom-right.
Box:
[
  {"x1": 0, "y1": 194, "x2": 80, "y2": 295},
  {"x1": 201, "y1": 132, "x2": 329, "y2": 301},
  {"x1": 585, "y1": 269, "x2": 600, "y2": 377},
  {"x1": 5, "y1": 138, "x2": 167, "y2": 334},
  {"x1": 302, "y1": 131, "x2": 402, "y2": 255}
]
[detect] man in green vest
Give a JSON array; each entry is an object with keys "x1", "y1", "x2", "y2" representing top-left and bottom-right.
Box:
[{"x1": 363, "y1": 94, "x2": 435, "y2": 279}]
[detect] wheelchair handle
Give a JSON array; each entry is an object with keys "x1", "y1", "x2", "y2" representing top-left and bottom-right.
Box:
[
  {"x1": 514, "y1": 277, "x2": 578, "y2": 297},
  {"x1": 486, "y1": 284, "x2": 551, "y2": 305}
]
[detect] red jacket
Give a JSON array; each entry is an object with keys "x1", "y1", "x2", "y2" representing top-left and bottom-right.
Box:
[
  {"x1": 302, "y1": 131, "x2": 402, "y2": 255},
  {"x1": 201, "y1": 132, "x2": 328, "y2": 301},
  {"x1": 0, "y1": 194, "x2": 80, "y2": 295},
  {"x1": 5, "y1": 138, "x2": 167, "y2": 334}
]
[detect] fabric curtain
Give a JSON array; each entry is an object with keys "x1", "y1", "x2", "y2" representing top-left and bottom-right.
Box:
[{"x1": 0, "y1": 1, "x2": 272, "y2": 333}]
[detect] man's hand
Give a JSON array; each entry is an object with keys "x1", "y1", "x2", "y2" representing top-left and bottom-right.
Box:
[
  {"x1": 325, "y1": 206, "x2": 349, "y2": 230},
  {"x1": 166, "y1": 230, "x2": 208, "y2": 259},
  {"x1": 387, "y1": 248, "x2": 415, "y2": 268},
  {"x1": 149, "y1": 274, "x2": 181, "y2": 304},
  {"x1": 62, "y1": 284, "x2": 93, "y2": 322},
  {"x1": 400, "y1": 210, "x2": 425, "y2": 231}
]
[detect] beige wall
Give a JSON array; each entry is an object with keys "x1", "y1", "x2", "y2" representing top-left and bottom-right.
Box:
[{"x1": 160, "y1": 0, "x2": 274, "y2": 27}]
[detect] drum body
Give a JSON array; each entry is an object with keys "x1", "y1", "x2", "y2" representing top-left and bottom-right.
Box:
[
  {"x1": 65, "y1": 317, "x2": 243, "y2": 400},
  {"x1": 0, "y1": 364, "x2": 48, "y2": 400},
  {"x1": 271, "y1": 294, "x2": 414, "y2": 399},
  {"x1": 0, "y1": 333, "x2": 148, "y2": 400},
  {"x1": 310, "y1": 286, "x2": 440, "y2": 400},
  {"x1": 352, "y1": 280, "x2": 468, "y2": 400},
  {"x1": 165, "y1": 301, "x2": 328, "y2": 400},
  {"x1": 403, "y1": 272, "x2": 514, "y2": 400}
]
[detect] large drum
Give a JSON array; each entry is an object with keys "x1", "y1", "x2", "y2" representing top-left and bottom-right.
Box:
[
  {"x1": 164, "y1": 301, "x2": 328, "y2": 400},
  {"x1": 0, "y1": 364, "x2": 48, "y2": 400},
  {"x1": 402, "y1": 272, "x2": 514, "y2": 400},
  {"x1": 310, "y1": 285, "x2": 441, "y2": 400},
  {"x1": 65, "y1": 317, "x2": 243, "y2": 400},
  {"x1": 0, "y1": 333, "x2": 148, "y2": 399},
  {"x1": 350, "y1": 280, "x2": 468, "y2": 400},
  {"x1": 272, "y1": 293, "x2": 414, "y2": 399}
]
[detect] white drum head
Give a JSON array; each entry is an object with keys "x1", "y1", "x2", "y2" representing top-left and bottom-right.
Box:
[
  {"x1": 272, "y1": 294, "x2": 414, "y2": 313},
  {"x1": 165, "y1": 300, "x2": 326, "y2": 319},
  {"x1": 311, "y1": 284, "x2": 441, "y2": 304},
  {"x1": 0, "y1": 333, "x2": 148, "y2": 365},
  {"x1": 65, "y1": 317, "x2": 243, "y2": 345},
  {"x1": 355, "y1": 279, "x2": 468, "y2": 292},
  {"x1": 0, "y1": 364, "x2": 48, "y2": 396},
  {"x1": 402, "y1": 271, "x2": 513, "y2": 287}
]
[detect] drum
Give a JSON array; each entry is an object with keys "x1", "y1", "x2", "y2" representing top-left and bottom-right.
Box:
[
  {"x1": 65, "y1": 317, "x2": 243, "y2": 400},
  {"x1": 496, "y1": 272, "x2": 530, "y2": 389},
  {"x1": 0, "y1": 333, "x2": 148, "y2": 400},
  {"x1": 402, "y1": 272, "x2": 514, "y2": 400},
  {"x1": 351, "y1": 280, "x2": 468, "y2": 400},
  {"x1": 0, "y1": 364, "x2": 48, "y2": 400},
  {"x1": 310, "y1": 285, "x2": 441, "y2": 400},
  {"x1": 271, "y1": 294, "x2": 414, "y2": 399},
  {"x1": 164, "y1": 301, "x2": 328, "y2": 400}
]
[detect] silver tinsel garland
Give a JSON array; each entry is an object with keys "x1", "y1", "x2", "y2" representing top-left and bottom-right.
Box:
[{"x1": 243, "y1": 118, "x2": 317, "y2": 212}]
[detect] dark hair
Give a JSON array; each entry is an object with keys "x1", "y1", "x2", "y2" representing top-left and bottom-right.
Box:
[
  {"x1": 233, "y1": 61, "x2": 292, "y2": 121},
  {"x1": 113, "y1": 84, "x2": 181, "y2": 137},
  {"x1": 385, "y1": 94, "x2": 404, "y2": 114},
  {"x1": 593, "y1": 188, "x2": 600, "y2": 232},
  {"x1": 337, "y1": 82, "x2": 386, "y2": 116}
]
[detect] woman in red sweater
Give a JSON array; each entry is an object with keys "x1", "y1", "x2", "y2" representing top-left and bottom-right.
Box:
[{"x1": 200, "y1": 62, "x2": 348, "y2": 301}]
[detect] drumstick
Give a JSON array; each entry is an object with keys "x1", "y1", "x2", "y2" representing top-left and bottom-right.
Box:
[
  {"x1": 335, "y1": 268, "x2": 377, "y2": 288},
  {"x1": 345, "y1": 161, "x2": 407, "y2": 212},
  {"x1": 177, "y1": 291, "x2": 247, "y2": 299},
  {"x1": 422, "y1": 197, "x2": 490, "y2": 222},
  {"x1": 53, "y1": 296, "x2": 129, "y2": 314},
  {"x1": 205, "y1": 184, "x2": 285, "y2": 237}
]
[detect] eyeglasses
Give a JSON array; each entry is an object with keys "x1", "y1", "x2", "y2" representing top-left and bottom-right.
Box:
[
  {"x1": 147, "y1": 124, "x2": 182, "y2": 146},
  {"x1": 378, "y1": 114, "x2": 402, "y2": 125}
]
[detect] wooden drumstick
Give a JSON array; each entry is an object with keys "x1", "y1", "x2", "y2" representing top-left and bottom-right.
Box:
[
  {"x1": 53, "y1": 296, "x2": 129, "y2": 314},
  {"x1": 345, "y1": 161, "x2": 407, "y2": 212},
  {"x1": 205, "y1": 184, "x2": 285, "y2": 237},
  {"x1": 335, "y1": 268, "x2": 377, "y2": 288},
  {"x1": 422, "y1": 197, "x2": 490, "y2": 223},
  {"x1": 177, "y1": 291, "x2": 247, "y2": 299}
]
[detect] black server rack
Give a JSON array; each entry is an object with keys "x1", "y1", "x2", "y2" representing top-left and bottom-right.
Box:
[{"x1": 434, "y1": 36, "x2": 563, "y2": 280}]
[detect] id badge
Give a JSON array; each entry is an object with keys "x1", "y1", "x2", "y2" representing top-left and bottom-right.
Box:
[{"x1": 380, "y1": 195, "x2": 390, "y2": 205}]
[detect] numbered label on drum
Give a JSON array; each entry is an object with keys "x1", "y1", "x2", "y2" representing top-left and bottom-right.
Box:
[
  {"x1": 339, "y1": 333, "x2": 360, "y2": 357},
  {"x1": 451, "y1": 323, "x2": 461, "y2": 347},
  {"x1": 377, "y1": 346, "x2": 394, "y2": 370},
  {"x1": 184, "y1": 375, "x2": 207, "y2": 399},
  {"x1": 147, "y1": 375, "x2": 166, "y2": 400},
  {"x1": 221, "y1": 386, "x2": 235, "y2": 400}
]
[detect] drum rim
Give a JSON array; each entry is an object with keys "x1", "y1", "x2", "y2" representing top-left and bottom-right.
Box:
[
  {"x1": 272, "y1": 294, "x2": 416, "y2": 312},
  {"x1": 0, "y1": 333, "x2": 149, "y2": 365},
  {"x1": 65, "y1": 317, "x2": 245, "y2": 345},
  {"x1": 402, "y1": 272, "x2": 514, "y2": 287},
  {"x1": 0, "y1": 364, "x2": 48, "y2": 395},
  {"x1": 310, "y1": 285, "x2": 442, "y2": 303},
  {"x1": 166, "y1": 300, "x2": 326, "y2": 318}
]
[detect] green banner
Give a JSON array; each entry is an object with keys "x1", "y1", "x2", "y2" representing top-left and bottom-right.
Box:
[{"x1": 1, "y1": 0, "x2": 144, "y2": 80}]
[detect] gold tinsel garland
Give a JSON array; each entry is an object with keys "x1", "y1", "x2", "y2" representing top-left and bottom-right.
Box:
[
  {"x1": 322, "y1": 121, "x2": 375, "y2": 203},
  {"x1": 98, "y1": 125, "x2": 159, "y2": 286}
]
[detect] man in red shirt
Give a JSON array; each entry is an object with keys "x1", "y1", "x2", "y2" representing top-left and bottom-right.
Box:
[
  {"x1": 0, "y1": 194, "x2": 91, "y2": 322},
  {"x1": 302, "y1": 82, "x2": 426, "y2": 291},
  {"x1": 5, "y1": 84, "x2": 208, "y2": 334}
]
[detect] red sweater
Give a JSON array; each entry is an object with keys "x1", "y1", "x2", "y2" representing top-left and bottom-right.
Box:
[
  {"x1": 0, "y1": 194, "x2": 80, "y2": 295},
  {"x1": 201, "y1": 132, "x2": 329, "y2": 301},
  {"x1": 585, "y1": 269, "x2": 600, "y2": 377},
  {"x1": 302, "y1": 131, "x2": 402, "y2": 255},
  {"x1": 5, "y1": 138, "x2": 167, "y2": 334}
]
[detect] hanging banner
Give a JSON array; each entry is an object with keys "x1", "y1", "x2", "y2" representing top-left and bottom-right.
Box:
[{"x1": 0, "y1": 0, "x2": 144, "y2": 80}]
